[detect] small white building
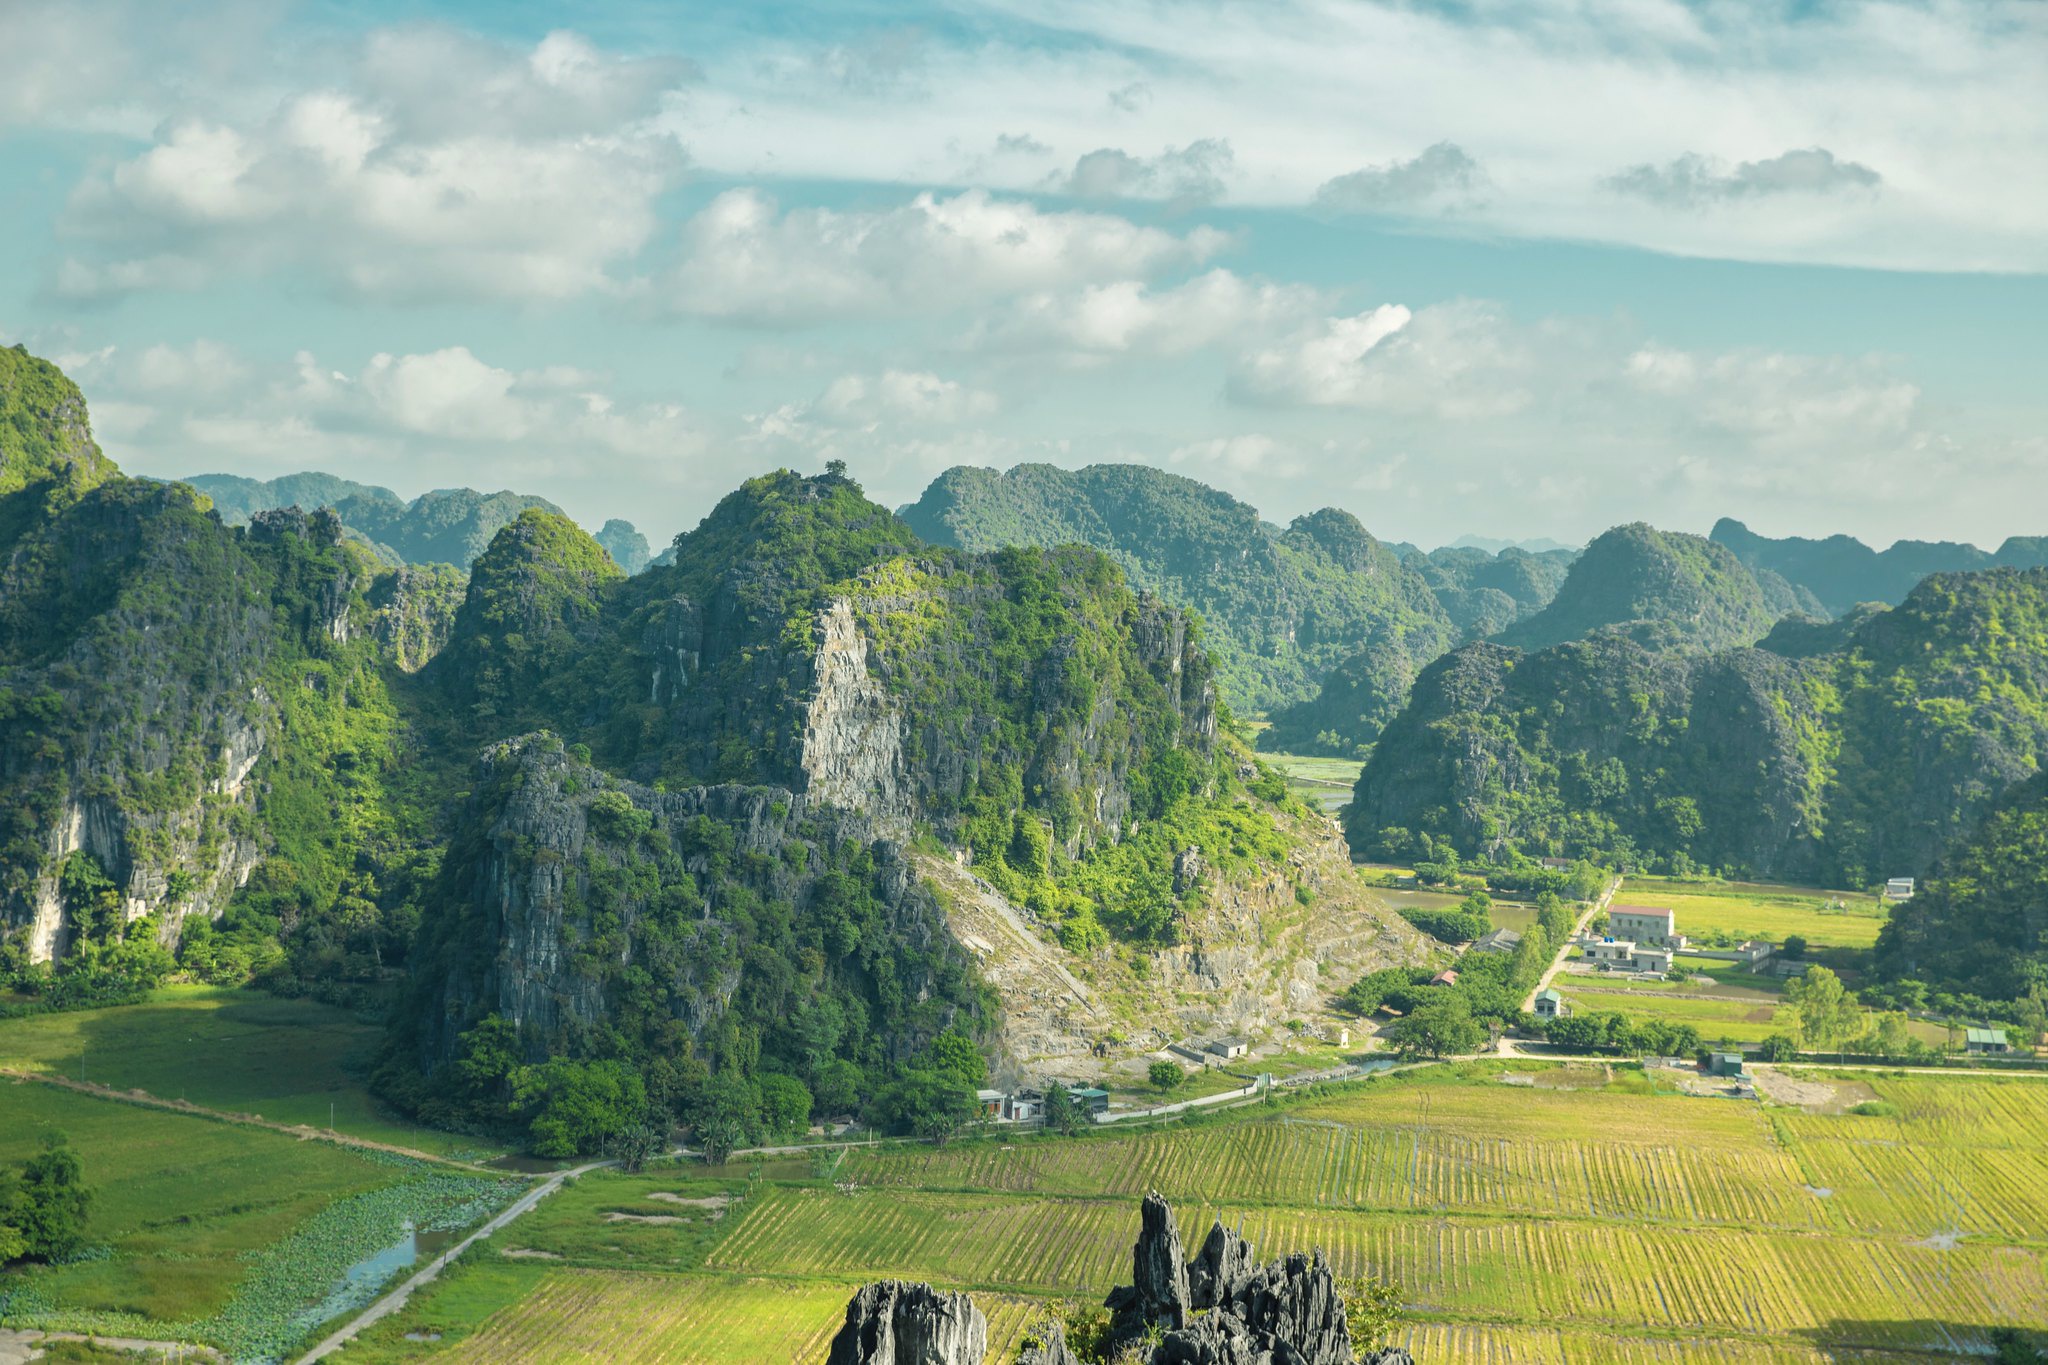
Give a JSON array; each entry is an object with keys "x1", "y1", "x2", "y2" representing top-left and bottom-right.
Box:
[
  {"x1": 1533, "y1": 988, "x2": 1568, "y2": 1019},
  {"x1": 1608, "y1": 905, "x2": 1686, "y2": 950},
  {"x1": 1207, "y1": 1037, "x2": 1250, "y2": 1060},
  {"x1": 1583, "y1": 939, "x2": 1639, "y2": 967},
  {"x1": 1884, "y1": 877, "x2": 1916, "y2": 902}
]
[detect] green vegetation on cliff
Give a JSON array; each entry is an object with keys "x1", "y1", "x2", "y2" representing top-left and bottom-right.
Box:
[
  {"x1": 1876, "y1": 773, "x2": 2048, "y2": 1002},
  {"x1": 1714, "y1": 516, "x2": 2048, "y2": 618},
  {"x1": 901, "y1": 463, "x2": 1455, "y2": 743},
  {"x1": 1495, "y1": 522, "x2": 1811, "y2": 654},
  {"x1": 1351, "y1": 568, "x2": 2048, "y2": 897}
]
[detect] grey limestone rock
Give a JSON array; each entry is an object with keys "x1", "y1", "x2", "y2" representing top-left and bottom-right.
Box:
[
  {"x1": 826, "y1": 1280, "x2": 988, "y2": 1365},
  {"x1": 1105, "y1": 1191, "x2": 1192, "y2": 1335},
  {"x1": 1188, "y1": 1218, "x2": 1257, "y2": 1309},
  {"x1": 1015, "y1": 1319, "x2": 1081, "y2": 1365}
]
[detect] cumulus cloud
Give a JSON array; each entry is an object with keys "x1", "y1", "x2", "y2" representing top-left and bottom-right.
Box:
[
  {"x1": 54, "y1": 28, "x2": 687, "y2": 302},
  {"x1": 665, "y1": 188, "x2": 1227, "y2": 325},
  {"x1": 1049, "y1": 139, "x2": 1236, "y2": 211},
  {"x1": 1606, "y1": 147, "x2": 1882, "y2": 207},
  {"x1": 1623, "y1": 346, "x2": 1918, "y2": 446},
  {"x1": 1234, "y1": 301, "x2": 1540, "y2": 419},
  {"x1": 809, "y1": 370, "x2": 1000, "y2": 426},
  {"x1": 1313, "y1": 142, "x2": 1485, "y2": 214},
  {"x1": 969, "y1": 270, "x2": 1320, "y2": 359},
  {"x1": 78, "y1": 341, "x2": 702, "y2": 493}
]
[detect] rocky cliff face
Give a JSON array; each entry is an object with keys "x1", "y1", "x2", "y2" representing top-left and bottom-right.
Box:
[{"x1": 401, "y1": 734, "x2": 983, "y2": 1075}]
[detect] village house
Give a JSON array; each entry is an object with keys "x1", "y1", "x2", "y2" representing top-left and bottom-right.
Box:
[
  {"x1": 1607, "y1": 905, "x2": 1686, "y2": 950},
  {"x1": 1207, "y1": 1037, "x2": 1250, "y2": 1061},
  {"x1": 1884, "y1": 877, "x2": 1916, "y2": 902},
  {"x1": 1533, "y1": 988, "x2": 1568, "y2": 1019},
  {"x1": 1966, "y1": 1027, "x2": 2012, "y2": 1055},
  {"x1": 1470, "y1": 927, "x2": 1524, "y2": 955},
  {"x1": 1429, "y1": 969, "x2": 1460, "y2": 987},
  {"x1": 1582, "y1": 939, "x2": 1673, "y2": 974},
  {"x1": 1708, "y1": 1052, "x2": 1746, "y2": 1078}
]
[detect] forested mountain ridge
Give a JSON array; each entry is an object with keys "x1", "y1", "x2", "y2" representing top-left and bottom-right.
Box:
[
  {"x1": 1493, "y1": 522, "x2": 1817, "y2": 654},
  {"x1": 184, "y1": 469, "x2": 657, "y2": 572},
  {"x1": 4, "y1": 352, "x2": 1420, "y2": 1150},
  {"x1": 1351, "y1": 567, "x2": 2048, "y2": 888},
  {"x1": 1876, "y1": 770, "x2": 2048, "y2": 1001},
  {"x1": 900, "y1": 463, "x2": 1457, "y2": 735},
  {"x1": 1714, "y1": 516, "x2": 2048, "y2": 617}
]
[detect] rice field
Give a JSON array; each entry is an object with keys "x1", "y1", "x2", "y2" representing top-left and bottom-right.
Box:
[
  {"x1": 1615, "y1": 880, "x2": 1889, "y2": 951},
  {"x1": 345, "y1": 1064, "x2": 2048, "y2": 1362},
  {"x1": 430, "y1": 1272, "x2": 1048, "y2": 1365},
  {"x1": 1558, "y1": 984, "x2": 1790, "y2": 1044}
]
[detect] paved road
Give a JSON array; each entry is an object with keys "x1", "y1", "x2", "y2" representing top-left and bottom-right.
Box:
[{"x1": 295, "y1": 1159, "x2": 613, "y2": 1363}]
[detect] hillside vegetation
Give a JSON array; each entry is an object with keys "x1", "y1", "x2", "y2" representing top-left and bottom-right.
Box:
[
  {"x1": 901, "y1": 463, "x2": 1456, "y2": 748},
  {"x1": 3, "y1": 354, "x2": 1403, "y2": 1159},
  {"x1": 1351, "y1": 567, "x2": 2048, "y2": 901},
  {"x1": 185, "y1": 470, "x2": 655, "y2": 572},
  {"x1": 1495, "y1": 522, "x2": 1814, "y2": 653},
  {"x1": 1715, "y1": 515, "x2": 2048, "y2": 617}
]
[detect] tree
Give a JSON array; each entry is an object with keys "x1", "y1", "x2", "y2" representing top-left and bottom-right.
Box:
[
  {"x1": 757, "y1": 1073, "x2": 814, "y2": 1137},
  {"x1": 690, "y1": 1073, "x2": 762, "y2": 1165},
  {"x1": 925, "y1": 1032, "x2": 987, "y2": 1089},
  {"x1": 812, "y1": 1059, "x2": 864, "y2": 1118},
  {"x1": 1148, "y1": 1060, "x2": 1184, "y2": 1093},
  {"x1": 2, "y1": 1135, "x2": 92, "y2": 1262},
  {"x1": 1042, "y1": 1082, "x2": 1082, "y2": 1136},
  {"x1": 878, "y1": 1069, "x2": 976, "y2": 1145},
  {"x1": 1387, "y1": 993, "x2": 1486, "y2": 1059},
  {"x1": 513, "y1": 1059, "x2": 649, "y2": 1158},
  {"x1": 1787, "y1": 966, "x2": 1862, "y2": 1057},
  {"x1": 1343, "y1": 1276, "x2": 1405, "y2": 1355},
  {"x1": 1780, "y1": 935, "x2": 1808, "y2": 961},
  {"x1": 615, "y1": 1120, "x2": 670, "y2": 1174}
]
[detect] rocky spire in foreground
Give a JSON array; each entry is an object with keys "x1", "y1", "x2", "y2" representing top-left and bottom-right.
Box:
[
  {"x1": 825, "y1": 1280, "x2": 988, "y2": 1365},
  {"x1": 826, "y1": 1193, "x2": 1417, "y2": 1365}
]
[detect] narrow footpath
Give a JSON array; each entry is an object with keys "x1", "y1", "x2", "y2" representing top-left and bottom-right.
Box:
[{"x1": 295, "y1": 1158, "x2": 613, "y2": 1363}]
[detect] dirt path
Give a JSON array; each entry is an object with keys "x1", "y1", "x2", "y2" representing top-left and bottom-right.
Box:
[
  {"x1": 295, "y1": 1159, "x2": 612, "y2": 1363},
  {"x1": 0, "y1": 1069, "x2": 499, "y2": 1174},
  {"x1": 1508, "y1": 877, "x2": 1620, "y2": 1037}
]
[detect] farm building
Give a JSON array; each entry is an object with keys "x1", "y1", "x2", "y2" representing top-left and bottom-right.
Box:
[
  {"x1": 1207, "y1": 1037, "x2": 1250, "y2": 1060},
  {"x1": 1966, "y1": 1028, "x2": 2012, "y2": 1055},
  {"x1": 1540, "y1": 856, "x2": 1572, "y2": 871},
  {"x1": 1429, "y1": 970, "x2": 1460, "y2": 987},
  {"x1": 1608, "y1": 905, "x2": 1686, "y2": 949},
  {"x1": 1583, "y1": 939, "x2": 1672, "y2": 974},
  {"x1": 1884, "y1": 877, "x2": 1916, "y2": 901},
  {"x1": 1708, "y1": 1052, "x2": 1746, "y2": 1078},
  {"x1": 1067, "y1": 1086, "x2": 1111, "y2": 1114},
  {"x1": 976, "y1": 1089, "x2": 1006, "y2": 1117},
  {"x1": 1533, "y1": 988, "x2": 1567, "y2": 1019},
  {"x1": 1470, "y1": 928, "x2": 1524, "y2": 955}
]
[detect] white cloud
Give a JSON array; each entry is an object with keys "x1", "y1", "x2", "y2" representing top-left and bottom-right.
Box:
[
  {"x1": 811, "y1": 371, "x2": 1000, "y2": 426},
  {"x1": 1623, "y1": 346, "x2": 1918, "y2": 447},
  {"x1": 665, "y1": 188, "x2": 1227, "y2": 325},
  {"x1": 1313, "y1": 142, "x2": 1485, "y2": 215},
  {"x1": 81, "y1": 340, "x2": 703, "y2": 501},
  {"x1": 54, "y1": 28, "x2": 688, "y2": 302},
  {"x1": 970, "y1": 269, "x2": 1320, "y2": 359},
  {"x1": 1607, "y1": 148, "x2": 1882, "y2": 208},
  {"x1": 1047, "y1": 140, "x2": 1236, "y2": 211},
  {"x1": 1246, "y1": 300, "x2": 1540, "y2": 420}
]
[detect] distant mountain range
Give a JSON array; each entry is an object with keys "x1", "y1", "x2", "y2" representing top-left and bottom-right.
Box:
[
  {"x1": 1711, "y1": 517, "x2": 2048, "y2": 617},
  {"x1": 180, "y1": 471, "x2": 657, "y2": 573}
]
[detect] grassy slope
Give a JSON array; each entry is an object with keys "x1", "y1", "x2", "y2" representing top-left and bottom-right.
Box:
[
  {"x1": 0, "y1": 987, "x2": 493, "y2": 1157},
  {"x1": 329, "y1": 1063, "x2": 2046, "y2": 1362}
]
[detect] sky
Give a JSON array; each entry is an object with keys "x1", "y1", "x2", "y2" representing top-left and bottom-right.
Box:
[{"x1": 2, "y1": 0, "x2": 2043, "y2": 553}]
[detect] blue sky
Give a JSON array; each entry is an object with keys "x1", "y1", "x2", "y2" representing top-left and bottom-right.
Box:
[{"x1": 2, "y1": 0, "x2": 2042, "y2": 551}]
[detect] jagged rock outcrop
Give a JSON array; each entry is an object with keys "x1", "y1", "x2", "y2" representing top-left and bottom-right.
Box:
[
  {"x1": 825, "y1": 1280, "x2": 987, "y2": 1365},
  {"x1": 397, "y1": 734, "x2": 984, "y2": 1079},
  {"x1": 801, "y1": 597, "x2": 912, "y2": 825},
  {"x1": 1189, "y1": 1218, "x2": 1257, "y2": 1307},
  {"x1": 1107, "y1": 1192, "x2": 1193, "y2": 1336}
]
